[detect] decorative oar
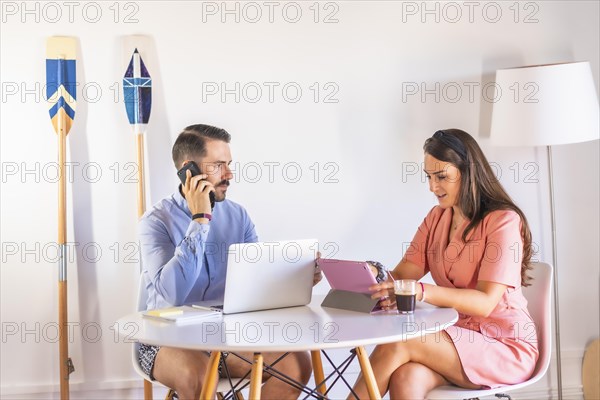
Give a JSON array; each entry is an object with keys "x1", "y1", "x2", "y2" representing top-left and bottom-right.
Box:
[
  {"x1": 123, "y1": 48, "x2": 152, "y2": 217},
  {"x1": 46, "y1": 36, "x2": 77, "y2": 399}
]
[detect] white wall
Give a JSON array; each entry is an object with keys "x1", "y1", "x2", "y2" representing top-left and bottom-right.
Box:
[{"x1": 1, "y1": 1, "x2": 598, "y2": 398}]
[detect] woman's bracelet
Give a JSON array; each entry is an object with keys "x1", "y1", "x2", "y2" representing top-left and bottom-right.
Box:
[{"x1": 419, "y1": 282, "x2": 426, "y2": 302}]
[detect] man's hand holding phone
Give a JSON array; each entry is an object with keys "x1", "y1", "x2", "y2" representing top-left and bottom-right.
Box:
[{"x1": 180, "y1": 166, "x2": 215, "y2": 224}]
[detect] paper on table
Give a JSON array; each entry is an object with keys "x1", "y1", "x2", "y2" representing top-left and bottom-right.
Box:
[
  {"x1": 145, "y1": 307, "x2": 183, "y2": 317},
  {"x1": 142, "y1": 306, "x2": 221, "y2": 323}
]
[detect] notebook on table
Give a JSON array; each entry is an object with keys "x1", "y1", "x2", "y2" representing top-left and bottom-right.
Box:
[{"x1": 142, "y1": 306, "x2": 220, "y2": 324}]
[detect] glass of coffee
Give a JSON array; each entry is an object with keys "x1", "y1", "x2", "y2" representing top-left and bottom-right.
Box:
[{"x1": 394, "y1": 279, "x2": 416, "y2": 314}]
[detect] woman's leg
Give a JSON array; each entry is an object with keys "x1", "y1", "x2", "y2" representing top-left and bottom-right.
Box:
[
  {"x1": 349, "y1": 331, "x2": 480, "y2": 399},
  {"x1": 388, "y1": 362, "x2": 447, "y2": 399}
]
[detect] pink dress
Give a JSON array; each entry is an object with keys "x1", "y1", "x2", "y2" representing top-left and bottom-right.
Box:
[{"x1": 404, "y1": 206, "x2": 539, "y2": 388}]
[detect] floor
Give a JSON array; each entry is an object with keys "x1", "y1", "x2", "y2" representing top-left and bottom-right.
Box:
[
  {"x1": 2, "y1": 387, "x2": 169, "y2": 400},
  {"x1": 1, "y1": 375, "x2": 358, "y2": 399}
]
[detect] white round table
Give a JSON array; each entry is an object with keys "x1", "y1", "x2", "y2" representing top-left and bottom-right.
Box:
[{"x1": 117, "y1": 295, "x2": 458, "y2": 399}]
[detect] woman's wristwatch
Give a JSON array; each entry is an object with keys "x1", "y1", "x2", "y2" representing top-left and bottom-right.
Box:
[{"x1": 366, "y1": 260, "x2": 387, "y2": 283}]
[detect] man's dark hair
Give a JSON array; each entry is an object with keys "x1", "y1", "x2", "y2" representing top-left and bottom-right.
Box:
[{"x1": 172, "y1": 124, "x2": 231, "y2": 168}]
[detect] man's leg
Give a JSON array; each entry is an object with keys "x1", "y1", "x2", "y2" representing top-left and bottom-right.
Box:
[
  {"x1": 152, "y1": 347, "x2": 211, "y2": 400},
  {"x1": 224, "y1": 351, "x2": 312, "y2": 399},
  {"x1": 152, "y1": 347, "x2": 311, "y2": 400}
]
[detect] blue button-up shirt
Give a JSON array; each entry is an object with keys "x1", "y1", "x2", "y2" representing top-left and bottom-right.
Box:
[{"x1": 139, "y1": 190, "x2": 258, "y2": 310}]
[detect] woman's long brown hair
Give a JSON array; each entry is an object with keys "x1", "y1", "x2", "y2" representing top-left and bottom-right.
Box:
[{"x1": 424, "y1": 129, "x2": 533, "y2": 286}]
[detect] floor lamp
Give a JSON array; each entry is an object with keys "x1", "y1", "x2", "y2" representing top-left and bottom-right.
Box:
[{"x1": 490, "y1": 61, "x2": 600, "y2": 399}]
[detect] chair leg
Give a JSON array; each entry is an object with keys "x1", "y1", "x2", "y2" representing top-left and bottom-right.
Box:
[
  {"x1": 355, "y1": 346, "x2": 382, "y2": 400},
  {"x1": 249, "y1": 353, "x2": 264, "y2": 399},
  {"x1": 200, "y1": 351, "x2": 222, "y2": 400},
  {"x1": 219, "y1": 388, "x2": 246, "y2": 400},
  {"x1": 217, "y1": 392, "x2": 245, "y2": 400},
  {"x1": 144, "y1": 379, "x2": 153, "y2": 400},
  {"x1": 234, "y1": 392, "x2": 245, "y2": 400},
  {"x1": 311, "y1": 350, "x2": 327, "y2": 395},
  {"x1": 165, "y1": 389, "x2": 177, "y2": 400}
]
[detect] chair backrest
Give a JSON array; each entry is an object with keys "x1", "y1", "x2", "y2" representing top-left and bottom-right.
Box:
[
  {"x1": 136, "y1": 272, "x2": 149, "y2": 312},
  {"x1": 132, "y1": 273, "x2": 150, "y2": 378},
  {"x1": 520, "y1": 262, "x2": 553, "y2": 380},
  {"x1": 426, "y1": 262, "x2": 553, "y2": 400}
]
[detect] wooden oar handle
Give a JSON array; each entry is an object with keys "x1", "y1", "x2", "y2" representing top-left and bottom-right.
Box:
[
  {"x1": 136, "y1": 133, "x2": 146, "y2": 217},
  {"x1": 58, "y1": 125, "x2": 67, "y2": 244}
]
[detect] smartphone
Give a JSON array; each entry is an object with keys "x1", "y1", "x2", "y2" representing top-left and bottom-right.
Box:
[{"x1": 177, "y1": 161, "x2": 215, "y2": 210}]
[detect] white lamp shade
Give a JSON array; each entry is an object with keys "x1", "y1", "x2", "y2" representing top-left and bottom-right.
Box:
[{"x1": 491, "y1": 62, "x2": 600, "y2": 146}]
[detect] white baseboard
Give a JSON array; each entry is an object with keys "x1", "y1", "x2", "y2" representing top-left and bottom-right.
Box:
[
  {"x1": 476, "y1": 386, "x2": 582, "y2": 400},
  {"x1": 0, "y1": 380, "x2": 584, "y2": 400},
  {"x1": 1, "y1": 378, "x2": 142, "y2": 397}
]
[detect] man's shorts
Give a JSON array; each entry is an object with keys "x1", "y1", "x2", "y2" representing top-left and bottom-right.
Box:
[{"x1": 138, "y1": 343, "x2": 228, "y2": 380}]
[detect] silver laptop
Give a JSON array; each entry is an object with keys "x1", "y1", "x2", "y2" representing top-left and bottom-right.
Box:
[{"x1": 196, "y1": 239, "x2": 318, "y2": 314}]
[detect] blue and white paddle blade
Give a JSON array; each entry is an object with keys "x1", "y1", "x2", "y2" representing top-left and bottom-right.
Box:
[
  {"x1": 46, "y1": 37, "x2": 77, "y2": 135},
  {"x1": 123, "y1": 48, "x2": 152, "y2": 130}
]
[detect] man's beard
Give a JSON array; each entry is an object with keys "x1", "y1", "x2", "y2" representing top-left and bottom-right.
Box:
[{"x1": 215, "y1": 180, "x2": 230, "y2": 202}]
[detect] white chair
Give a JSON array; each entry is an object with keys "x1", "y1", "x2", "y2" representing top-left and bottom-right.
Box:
[
  {"x1": 426, "y1": 262, "x2": 553, "y2": 400},
  {"x1": 133, "y1": 274, "x2": 249, "y2": 400}
]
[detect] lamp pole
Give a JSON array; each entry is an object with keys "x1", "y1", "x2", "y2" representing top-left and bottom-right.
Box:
[
  {"x1": 491, "y1": 61, "x2": 599, "y2": 400},
  {"x1": 547, "y1": 145, "x2": 563, "y2": 400}
]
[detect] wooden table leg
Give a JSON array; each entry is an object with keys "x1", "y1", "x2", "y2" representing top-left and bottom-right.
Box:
[
  {"x1": 311, "y1": 350, "x2": 327, "y2": 395},
  {"x1": 355, "y1": 346, "x2": 381, "y2": 400},
  {"x1": 199, "y1": 351, "x2": 221, "y2": 400},
  {"x1": 249, "y1": 352, "x2": 264, "y2": 400}
]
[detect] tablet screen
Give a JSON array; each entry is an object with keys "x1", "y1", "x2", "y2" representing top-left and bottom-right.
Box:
[{"x1": 319, "y1": 258, "x2": 378, "y2": 294}]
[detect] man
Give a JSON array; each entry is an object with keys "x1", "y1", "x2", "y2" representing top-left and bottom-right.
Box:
[{"x1": 138, "y1": 124, "x2": 318, "y2": 399}]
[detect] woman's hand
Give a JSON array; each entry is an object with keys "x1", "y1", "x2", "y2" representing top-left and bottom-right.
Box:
[
  {"x1": 313, "y1": 251, "x2": 323, "y2": 286},
  {"x1": 369, "y1": 281, "x2": 396, "y2": 311}
]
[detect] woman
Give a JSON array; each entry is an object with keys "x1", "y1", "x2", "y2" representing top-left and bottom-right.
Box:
[{"x1": 351, "y1": 129, "x2": 539, "y2": 399}]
